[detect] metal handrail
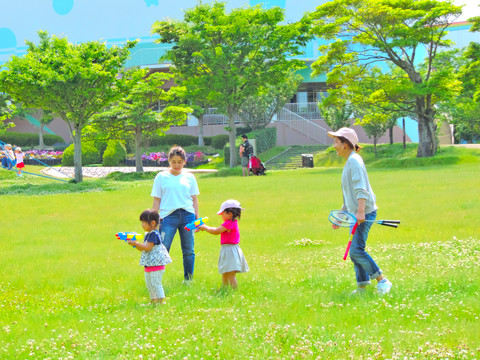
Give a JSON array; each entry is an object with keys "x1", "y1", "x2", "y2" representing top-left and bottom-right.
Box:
[{"x1": 275, "y1": 107, "x2": 328, "y2": 144}]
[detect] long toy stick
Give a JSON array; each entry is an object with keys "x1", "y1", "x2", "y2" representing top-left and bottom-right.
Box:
[{"x1": 343, "y1": 222, "x2": 358, "y2": 261}]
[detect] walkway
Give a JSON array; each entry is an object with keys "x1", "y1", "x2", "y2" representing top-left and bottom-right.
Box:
[{"x1": 42, "y1": 167, "x2": 217, "y2": 179}]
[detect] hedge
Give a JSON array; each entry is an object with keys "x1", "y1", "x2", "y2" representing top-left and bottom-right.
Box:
[
  {"x1": 147, "y1": 134, "x2": 229, "y2": 149},
  {"x1": 0, "y1": 132, "x2": 65, "y2": 147},
  {"x1": 62, "y1": 142, "x2": 101, "y2": 166},
  {"x1": 245, "y1": 127, "x2": 277, "y2": 154},
  {"x1": 102, "y1": 140, "x2": 126, "y2": 166}
]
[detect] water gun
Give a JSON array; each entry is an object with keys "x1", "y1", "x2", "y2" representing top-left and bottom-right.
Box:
[
  {"x1": 116, "y1": 232, "x2": 144, "y2": 248},
  {"x1": 184, "y1": 217, "x2": 208, "y2": 231}
]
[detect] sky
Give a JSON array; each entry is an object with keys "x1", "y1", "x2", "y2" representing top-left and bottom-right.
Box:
[{"x1": 453, "y1": 0, "x2": 480, "y2": 21}]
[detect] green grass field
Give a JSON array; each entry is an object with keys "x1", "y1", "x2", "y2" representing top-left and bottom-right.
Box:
[{"x1": 1, "y1": 151, "x2": 480, "y2": 359}]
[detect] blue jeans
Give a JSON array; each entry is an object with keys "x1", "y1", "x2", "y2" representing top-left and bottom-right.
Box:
[
  {"x1": 349, "y1": 210, "x2": 382, "y2": 286},
  {"x1": 160, "y1": 209, "x2": 196, "y2": 280}
]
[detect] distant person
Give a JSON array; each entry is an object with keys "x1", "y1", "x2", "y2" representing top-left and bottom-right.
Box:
[
  {"x1": 198, "y1": 199, "x2": 249, "y2": 289},
  {"x1": 328, "y1": 128, "x2": 392, "y2": 295},
  {"x1": 1, "y1": 144, "x2": 16, "y2": 169},
  {"x1": 127, "y1": 209, "x2": 172, "y2": 305},
  {"x1": 151, "y1": 146, "x2": 200, "y2": 283},
  {"x1": 14, "y1": 147, "x2": 25, "y2": 177},
  {"x1": 240, "y1": 135, "x2": 253, "y2": 177}
]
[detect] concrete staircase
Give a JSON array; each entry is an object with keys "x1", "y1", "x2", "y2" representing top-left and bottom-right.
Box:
[{"x1": 265, "y1": 145, "x2": 329, "y2": 170}]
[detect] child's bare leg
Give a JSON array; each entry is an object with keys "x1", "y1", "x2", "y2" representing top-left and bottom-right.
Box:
[
  {"x1": 222, "y1": 271, "x2": 238, "y2": 289},
  {"x1": 150, "y1": 298, "x2": 164, "y2": 305}
]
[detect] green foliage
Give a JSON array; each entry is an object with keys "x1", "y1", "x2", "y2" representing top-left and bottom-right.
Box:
[
  {"x1": 153, "y1": 2, "x2": 312, "y2": 167},
  {"x1": 223, "y1": 145, "x2": 241, "y2": 166},
  {"x1": 318, "y1": 102, "x2": 353, "y2": 131},
  {"x1": 239, "y1": 72, "x2": 302, "y2": 130},
  {"x1": 310, "y1": 0, "x2": 462, "y2": 157},
  {"x1": 0, "y1": 132, "x2": 64, "y2": 147},
  {"x1": 211, "y1": 134, "x2": 229, "y2": 149},
  {"x1": 0, "y1": 31, "x2": 137, "y2": 182},
  {"x1": 62, "y1": 142, "x2": 101, "y2": 166},
  {"x1": 102, "y1": 140, "x2": 127, "y2": 166},
  {"x1": 246, "y1": 127, "x2": 277, "y2": 154},
  {"x1": 150, "y1": 134, "x2": 199, "y2": 147}
]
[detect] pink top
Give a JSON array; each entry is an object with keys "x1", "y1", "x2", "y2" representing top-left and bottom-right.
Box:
[{"x1": 220, "y1": 220, "x2": 240, "y2": 245}]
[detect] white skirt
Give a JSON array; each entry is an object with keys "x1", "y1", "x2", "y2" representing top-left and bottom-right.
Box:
[{"x1": 218, "y1": 244, "x2": 249, "y2": 274}]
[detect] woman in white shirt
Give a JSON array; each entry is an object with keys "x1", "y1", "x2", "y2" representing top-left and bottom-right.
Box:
[{"x1": 151, "y1": 146, "x2": 200, "y2": 282}]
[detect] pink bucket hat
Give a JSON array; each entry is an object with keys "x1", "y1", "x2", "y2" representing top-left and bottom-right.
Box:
[
  {"x1": 217, "y1": 199, "x2": 244, "y2": 215},
  {"x1": 327, "y1": 127, "x2": 359, "y2": 147}
]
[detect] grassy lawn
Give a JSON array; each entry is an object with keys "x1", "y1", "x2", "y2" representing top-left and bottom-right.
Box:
[{"x1": 1, "y1": 149, "x2": 479, "y2": 358}]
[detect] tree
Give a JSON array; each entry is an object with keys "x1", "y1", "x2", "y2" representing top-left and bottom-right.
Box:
[
  {"x1": 310, "y1": 0, "x2": 462, "y2": 157},
  {"x1": 0, "y1": 93, "x2": 16, "y2": 134},
  {"x1": 153, "y1": 2, "x2": 312, "y2": 167},
  {"x1": 90, "y1": 70, "x2": 191, "y2": 172},
  {"x1": 239, "y1": 72, "x2": 302, "y2": 130},
  {"x1": 0, "y1": 31, "x2": 136, "y2": 182},
  {"x1": 319, "y1": 100, "x2": 353, "y2": 131}
]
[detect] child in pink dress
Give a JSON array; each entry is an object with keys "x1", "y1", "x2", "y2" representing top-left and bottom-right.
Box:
[
  {"x1": 15, "y1": 147, "x2": 25, "y2": 177},
  {"x1": 199, "y1": 199, "x2": 249, "y2": 289}
]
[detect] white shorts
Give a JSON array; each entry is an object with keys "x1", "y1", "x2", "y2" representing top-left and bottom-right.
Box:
[{"x1": 145, "y1": 270, "x2": 165, "y2": 299}]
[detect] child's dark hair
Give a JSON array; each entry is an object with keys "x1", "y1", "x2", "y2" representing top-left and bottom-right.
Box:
[
  {"x1": 168, "y1": 146, "x2": 187, "y2": 161},
  {"x1": 337, "y1": 136, "x2": 361, "y2": 152},
  {"x1": 140, "y1": 209, "x2": 160, "y2": 226},
  {"x1": 224, "y1": 207, "x2": 241, "y2": 220}
]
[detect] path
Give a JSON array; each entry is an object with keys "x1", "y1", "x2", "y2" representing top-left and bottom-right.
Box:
[{"x1": 42, "y1": 167, "x2": 217, "y2": 179}]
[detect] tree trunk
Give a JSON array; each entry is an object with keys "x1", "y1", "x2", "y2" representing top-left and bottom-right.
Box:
[
  {"x1": 135, "y1": 126, "x2": 144, "y2": 173},
  {"x1": 415, "y1": 97, "x2": 437, "y2": 157},
  {"x1": 389, "y1": 126, "x2": 393, "y2": 145},
  {"x1": 39, "y1": 124, "x2": 45, "y2": 149},
  {"x1": 228, "y1": 109, "x2": 237, "y2": 168},
  {"x1": 73, "y1": 124, "x2": 83, "y2": 183},
  {"x1": 374, "y1": 136, "x2": 378, "y2": 159},
  {"x1": 198, "y1": 114, "x2": 205, "y2": 147}
]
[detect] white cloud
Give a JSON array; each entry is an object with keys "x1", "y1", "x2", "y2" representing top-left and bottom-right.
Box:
[{"x1": 453, "y1": 0, "x2": 480, "y2": 22}]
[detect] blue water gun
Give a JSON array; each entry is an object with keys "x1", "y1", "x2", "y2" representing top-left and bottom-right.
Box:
[{"x1": 184, "y1": 217, "x2": 208, "y2": 231}]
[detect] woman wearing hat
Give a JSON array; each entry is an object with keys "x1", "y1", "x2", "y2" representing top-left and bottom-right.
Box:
[{"x1": 328, "y1": 127, "x2": 392, "y2": 295}]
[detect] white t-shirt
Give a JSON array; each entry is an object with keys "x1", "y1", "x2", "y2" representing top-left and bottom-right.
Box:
[{"x1": 151, "y1": 170, "x2": 200, "y2": 219}]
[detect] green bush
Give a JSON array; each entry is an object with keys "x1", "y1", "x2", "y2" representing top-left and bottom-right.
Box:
[
  {"x1": 62, "y1": 142, "x2": 101, "y2": 166},
  {"x1": 102, "y1": 140, "x2": 126, "y2": 166},
  {"x1": 211, "y1": 134, "x2": 229, "y2": 149},
  {"x1": 0, "y1": 132, "x2": 65, "y2": 147},
  {"x1": 149, "y1": 134, "x2": 198, "y2": 147},
  {"x1": 246, "y1": 127, "x2": 276, "y2": 154},
  {"x1": 223, "y1": 145, "x2": 242, "y2": 166}
]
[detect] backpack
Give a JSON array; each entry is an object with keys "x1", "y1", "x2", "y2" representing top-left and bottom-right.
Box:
[{"x1": 243, "y1": 141, "x2": 253, "y2": 158}]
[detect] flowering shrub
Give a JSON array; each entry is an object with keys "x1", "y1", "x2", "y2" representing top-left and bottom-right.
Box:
[
  {"x1": 24, "y1": 150, "x2": 63, "y2": 160},
  {"x1": 138, "y1": 151, "x2": 207, "y2": 163},
  {"x1": 141, "y1": 152, "x2": 168, "y2": 162}
]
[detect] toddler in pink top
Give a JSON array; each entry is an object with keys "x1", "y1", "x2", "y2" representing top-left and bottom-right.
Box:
[{"x1": 199, "y1": 199, "x2": 249, "y2": 289}]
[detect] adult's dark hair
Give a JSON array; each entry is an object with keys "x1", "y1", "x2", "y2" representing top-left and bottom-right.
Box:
[
  {"x1": 241, "y1": 134, "x2": 248, "y2": 140},
  {"x1": 168, "y1": 145, "x2": 187, "y2": 161},
  {"x1": 140, "y1": 209, "x2": 160, "y2": 225},
  {"x1": 224, "y1": 207, "x2": 241, "y2": 220},
  {"x1": 337, "y1": 136, "x2": 360, "y2": 152}
]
